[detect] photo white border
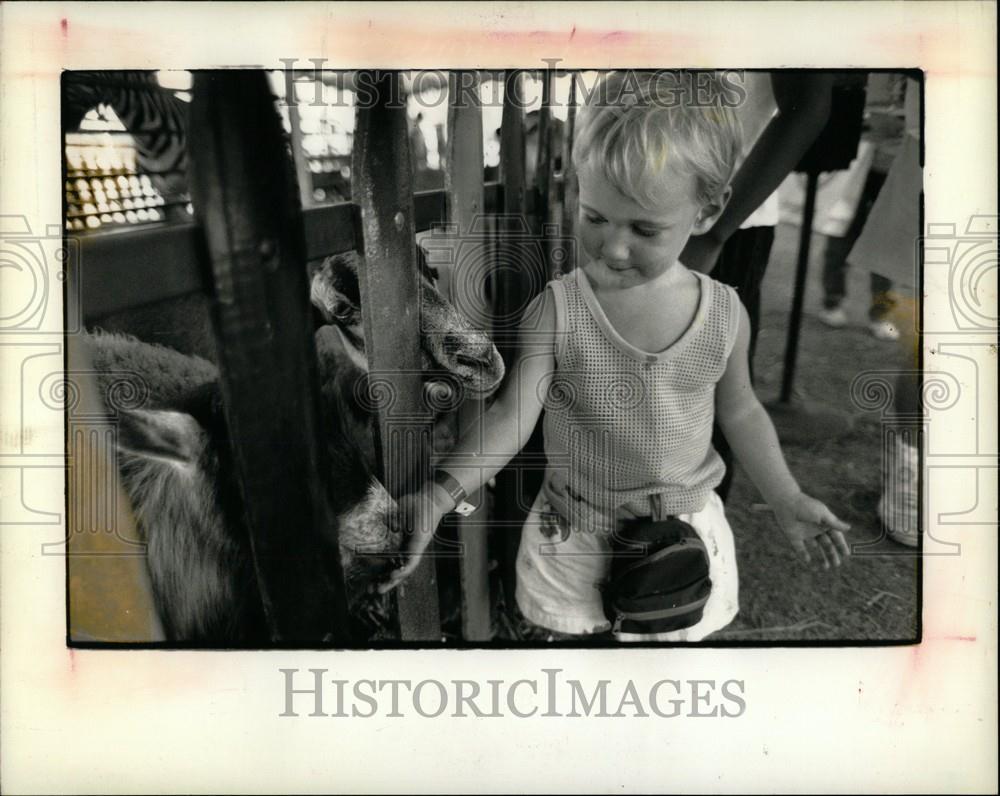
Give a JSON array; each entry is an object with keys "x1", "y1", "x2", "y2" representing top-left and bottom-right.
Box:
[{"x1": 1, "y1": 2, "x2": 996, "y2": 792}]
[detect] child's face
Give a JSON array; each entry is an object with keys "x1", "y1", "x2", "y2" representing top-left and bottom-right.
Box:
[{"x1": 576, "y1": 160, "x2": 726, "y2": 290}]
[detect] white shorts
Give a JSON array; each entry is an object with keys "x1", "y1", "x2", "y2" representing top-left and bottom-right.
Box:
[{"x1": 515, "y1": 490, "x2": 740, "y2": 642}]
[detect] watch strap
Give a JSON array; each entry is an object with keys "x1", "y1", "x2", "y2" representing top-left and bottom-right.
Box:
[{"x1": 432, "y1": 468, "x2": 467, "y2": 510}]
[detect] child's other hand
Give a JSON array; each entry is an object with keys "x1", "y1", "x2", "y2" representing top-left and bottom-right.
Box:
[
  {"x1": 377, "y1": 488, "x2": 449, "y2": 594},
  {"x1": 773, "y1": 492, "x2": 852, "y2": 570}
]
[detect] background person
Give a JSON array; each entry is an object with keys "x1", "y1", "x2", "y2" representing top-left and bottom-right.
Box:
[
  {"x1": 843, "y1": 76, "x2": 922, "y2": 546},
  {"x1": 818, "y1": 73, "x2": 911, "y2": 341}
]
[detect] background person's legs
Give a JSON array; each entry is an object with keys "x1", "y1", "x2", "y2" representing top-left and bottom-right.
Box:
[
  {"x1": 709, "y1": 225, "x2": 776, "y2": 502},
  {"x1": 868, "y1": 272, "x2": 900, "y2": 340},
  {"x1": 821, "y1": 231, "x2": 852, "y2": 316},
  {"x1": 819, "y1": 168, "x2": 888, "y2": 327},
  {"x1": 710, "y1": 226, "x2": 776, "y2": 379}
]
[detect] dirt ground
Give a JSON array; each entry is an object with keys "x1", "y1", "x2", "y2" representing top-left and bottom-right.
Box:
[{"x1": 713, "y1": 221, "x2": 919, "y2": 641}]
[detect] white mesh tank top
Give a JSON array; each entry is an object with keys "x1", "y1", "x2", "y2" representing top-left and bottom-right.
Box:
[{"x1": 541, "y1": 267, "x2": 741, "y2": 529}]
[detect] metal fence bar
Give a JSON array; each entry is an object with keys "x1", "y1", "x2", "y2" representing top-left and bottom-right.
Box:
[
  {"x1": 534, "y1": 71, "x2": 554, "y2": 238},
  {"x1": 780, "y1": 170, "x2": 820, "y2": 403},
  {"x1": 187, "y1": 70, "x2": 351, "y2": 643},
  {"x1": 352, "y1": 70, "x2": 441, "y2": 641},
  {"x1": 493, "y1": 70, "x2": 534, "y2": 619},
  {"x1": 561, "y1": 73, "x2": 579, "y2": 252},
  {"x1": 497, "y1": 70, "x2": 528, "y2": 353},
  {"x1": 443, "y1": 70, "x2": 492, "y2": 641}
]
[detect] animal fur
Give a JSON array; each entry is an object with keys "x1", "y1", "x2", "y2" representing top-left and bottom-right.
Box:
[{"x1": 83, "y1": 251, "x2": 505, "y2": 643}]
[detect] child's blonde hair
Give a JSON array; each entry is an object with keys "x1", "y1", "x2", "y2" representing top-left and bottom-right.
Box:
[{"x1": 572, "y1": 70, "x2": 744, "y2": 209}]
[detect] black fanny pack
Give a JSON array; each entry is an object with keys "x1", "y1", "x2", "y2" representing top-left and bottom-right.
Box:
[{"x1": 603, "y1": 517, "x2": 712, "y2": 635}]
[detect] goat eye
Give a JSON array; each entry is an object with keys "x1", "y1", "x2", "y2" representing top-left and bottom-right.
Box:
[{"x1": 333, "y1": 301, "x2": 358, "y2": 321}]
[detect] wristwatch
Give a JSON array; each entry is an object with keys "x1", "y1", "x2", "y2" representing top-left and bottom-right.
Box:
[{"x1": 432, "y1": 469, "x2": 477, "y2": 517}]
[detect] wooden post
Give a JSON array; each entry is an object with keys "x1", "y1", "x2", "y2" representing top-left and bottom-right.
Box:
[
  {"x1": 352, "y1": 71, "x2": 441, "y2": 641},
  {"x1": 442, "y1": 70, "x2": 492, "y2": 641},
  {"x1": 493, "y1": 70, "x2": 533, "y2": 621},
  {"x1": 497, "y1": 69, "x2": 528, "y2": 356},
  {"x1": 187, "y1": 70, "x2": 351, "y2": 643},
  {"x1": 561, "y1": 73, "x2": 579, "y2": 254},
  {"x1": 534, "y1": 71, "x2": 554, "y2": 245}
]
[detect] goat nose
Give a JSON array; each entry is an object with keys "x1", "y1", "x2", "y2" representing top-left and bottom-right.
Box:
[
  {"x1": 423, "y1": 379, "x2": 460, "y2": 412},
  {"x1": 444, "y1": 332, "x2": 486, "y2": 356}
]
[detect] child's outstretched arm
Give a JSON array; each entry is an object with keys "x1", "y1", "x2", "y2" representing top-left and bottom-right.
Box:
[
  {"x1": 715, "y1": 304, "x2": 851, "y2": 568},
  {"x1": 378, "y1": 289, "x2": 558, "y2": 592}
]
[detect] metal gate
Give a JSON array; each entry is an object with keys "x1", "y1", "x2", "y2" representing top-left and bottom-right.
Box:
[{"x1": 67, "y1": 67, "x2": 577, "y2": 644}]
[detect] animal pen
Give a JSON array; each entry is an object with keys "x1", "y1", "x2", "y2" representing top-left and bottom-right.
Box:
[{"x1": 66, "y1": 69, "x2": 576, "y2": 645}]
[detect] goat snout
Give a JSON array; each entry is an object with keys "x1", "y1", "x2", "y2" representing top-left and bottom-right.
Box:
[{"x1": 423, "y1": 378, "x2": 461, "y2": 413}]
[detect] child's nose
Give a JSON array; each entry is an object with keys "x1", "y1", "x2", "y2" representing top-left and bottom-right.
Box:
[{"x1": 602, "y1": 226, "x2": 630, "y2": 261}]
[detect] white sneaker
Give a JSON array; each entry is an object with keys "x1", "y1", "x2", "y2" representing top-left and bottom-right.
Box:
[
  {"x1": 869, "y1": 319, "x2": 901, "y2": 341},
  {"x1": 878, "y1": 436, "x2": 919, "y2": 547},
  {"x1": 818, "y1": 305, "x2": 848, "y2": 328}
]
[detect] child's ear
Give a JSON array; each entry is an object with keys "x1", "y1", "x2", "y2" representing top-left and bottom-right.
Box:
[{"x1": 691, "y1": 185, "x2": 732, "y2": 236}]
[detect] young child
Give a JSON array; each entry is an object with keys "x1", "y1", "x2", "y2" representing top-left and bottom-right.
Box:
[{"x1": 380, "y1": 71, "x2": 851, "y2": 642}]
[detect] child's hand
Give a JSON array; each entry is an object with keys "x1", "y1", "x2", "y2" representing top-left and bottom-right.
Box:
[
  {"x1": 772, "y1": 492, "x2": 852, "y2": 570},
  {"x1": 377, "y1": 486, "x2": 450, "y2": 594}
]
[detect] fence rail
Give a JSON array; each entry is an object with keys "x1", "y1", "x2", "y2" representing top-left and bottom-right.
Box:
[
  {"x1": 80, "y1": 183, "x2": 508, "y2": 320},
  {"x1": 187, "y1": 70, "x2": 351, "y2": 643}
]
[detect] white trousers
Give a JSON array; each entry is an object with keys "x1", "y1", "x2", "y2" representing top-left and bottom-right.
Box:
[{"x1": 515, "y1": 490, "x2": 740, "y2": 642}]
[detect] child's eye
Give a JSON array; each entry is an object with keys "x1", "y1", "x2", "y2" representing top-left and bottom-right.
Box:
[
  {"x1": 632, "y1": 226, "x2": 661, "y2": 238},
  {"x1": 584, "y1": 213, "x2": 606, "y2": 225}
]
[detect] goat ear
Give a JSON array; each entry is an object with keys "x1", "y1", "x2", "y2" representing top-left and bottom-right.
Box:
[
  {"x1": 311, "y1": 253, "x2": 362, "y2": 322},
  {"x1": 116, "y1": 409, "x2": 205, "y2": 468},
  {"x1": 310, "y1": 271, "x2": 337, "y2": 324}
]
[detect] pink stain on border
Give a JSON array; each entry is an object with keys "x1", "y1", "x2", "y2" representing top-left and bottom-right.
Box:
[
  {"x1": 600, "y1": 31, "x2": 632, "y2": 43},
  {"x1": 483, "y1": 27, "x2": 639, "y2": 47},
  {"x1": 894, "y1": 634, "x2": 979, "y2": 708}
]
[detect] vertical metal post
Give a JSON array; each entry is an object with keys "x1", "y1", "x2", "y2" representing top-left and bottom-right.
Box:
[
  {"x1": 780, "y1": 170, "x2": 820, "y2": 403},
  {"x1": 188, "y1": 70, "x2": 351, "y2": 643},
  {"x1": 497, "y1": 70, "x2": 528, "y2": 359},
  {"x1": 534, "y1": 70, "x2": 559, "y2": 283},
  {"x1": 443, "y1": 70, "x2": 492, "y2": 641},
  {"x1": 352, "y1": 70, "x2": 441, "y2": 641},
  {"x1": 561, "y1": 72, "x2": 579, "y2": 257},
  {"x1": 494, "y1": 69, "x2": 545, "y2": 621},
  {"x1": 287, "y1": 94, "x2": 316, "y2": 211},
  {"x1": 534, "y1": 72, "x2": 554, "y2": 219}
]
